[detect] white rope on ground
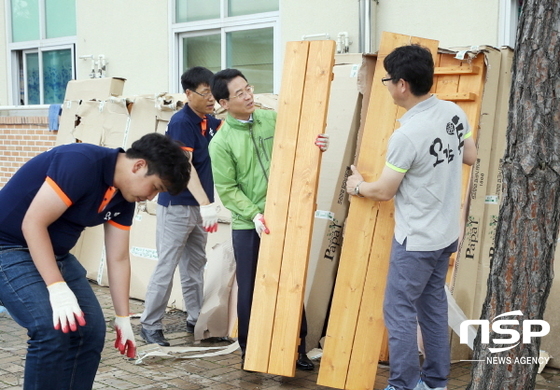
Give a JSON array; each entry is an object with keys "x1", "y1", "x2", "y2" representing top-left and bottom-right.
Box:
[{"x1": 135, "y1": 340, "x2": 240, "y2": 364}]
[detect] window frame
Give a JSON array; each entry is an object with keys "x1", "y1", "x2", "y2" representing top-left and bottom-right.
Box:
[
  {"x1": 6, "y1": 0, "x2": 77, "y2": 106},
  {"x1": 169, "y1": 0, "x2": 281, "y2": 94},
  {"x1": 498, "y1": 0, "x2": 521, "y2": 47}
]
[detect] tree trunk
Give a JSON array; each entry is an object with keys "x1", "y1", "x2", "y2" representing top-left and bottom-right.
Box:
[{"x1": 467, "y1": 1, "x2": 560, "y2": 389}]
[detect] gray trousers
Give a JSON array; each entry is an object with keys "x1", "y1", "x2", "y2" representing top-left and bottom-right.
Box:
[
  {"x1": 384, "y1": 238, "x2": 457, "y2": 390},
  {"x1": 141, "y1": 204, "x2": 208, "y2": 329}
]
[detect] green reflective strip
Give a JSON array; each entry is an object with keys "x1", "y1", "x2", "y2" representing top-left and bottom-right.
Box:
[
  {"x1": 464, "y1": 131, "x2": 473, "y2": 139},
  {"x1": 386, "y1": 161, "x2": 407, "y2": 173}
]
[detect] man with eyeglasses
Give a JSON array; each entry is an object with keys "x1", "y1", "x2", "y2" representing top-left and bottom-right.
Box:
[
  {"x1": 209, "y1": 68, "x2": 328, "y2": 372},
  {"x1": 346, "y1": 45, "x2": 477, "y2": 390},
  {"x1": 140, "y1": 66, "x2": 222, "y2": 346}
]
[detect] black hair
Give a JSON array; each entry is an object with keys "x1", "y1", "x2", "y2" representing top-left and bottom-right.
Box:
[
  {"x1": 383, "y1": 45, "x2": 434, "y2": 96},
  {"x1": 210, "y1": 68, "x2": 247, "y2": 102},
  {"x1": 180, "y1": 66, "x2": 214, "y2": 92},
  {"x1": 125, "y1": 132, "x2": 190, "y2": 196}
]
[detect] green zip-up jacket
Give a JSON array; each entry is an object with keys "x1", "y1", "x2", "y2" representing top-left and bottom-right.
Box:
[{"x1": 209, "y1": 109, "x2": 277, "y2": 230}]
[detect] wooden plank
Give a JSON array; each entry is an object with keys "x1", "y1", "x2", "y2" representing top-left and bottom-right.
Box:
[
  {"x1": 433, "y1": 53, "x2": 470, "y2": 286},
  {"x1": 435, "y1": 92, "x2": 477, "y2": 101},
  {"x1": 344, "y1": 36, "x2": 440, "y2": 390},
  {"x1": 267, "y1": 40, "x2": 336, "y2": 376},
  {"x1": 317, "y1": 32, "x2": 438, "y2": 390},
  {"x1": 243, "y1": 41, "x2": 310, "y2": 373},
  {"x1": 435, "y1": 65, "x2": 481, "y2": 75},
  {"x1": 433, "y1": 53, "x2": 461, "y2": 96},
  {"x1": 378, "y1": 328, "x2": 389, "y2": 362}
]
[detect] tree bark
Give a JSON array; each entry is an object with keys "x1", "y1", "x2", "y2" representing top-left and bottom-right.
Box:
[{"x1": 467, "y1": 1, "x2": 560, "y2": 389}]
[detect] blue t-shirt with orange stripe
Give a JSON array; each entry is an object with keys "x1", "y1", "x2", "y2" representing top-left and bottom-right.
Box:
[
  {"x1": 157, "y1": 104, "x2": 221, "y2": 207},
  {"x1": 0, "y1": 144, "x2": 134, "y2": 256}
]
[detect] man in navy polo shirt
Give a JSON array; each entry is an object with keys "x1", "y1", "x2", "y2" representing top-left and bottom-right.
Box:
[
  {"x1": 0, "y1": 132, "x2": 190, "y2": 390},
  {"x1": 140, "y1": 66, "x2": 222, "y2": 345}
]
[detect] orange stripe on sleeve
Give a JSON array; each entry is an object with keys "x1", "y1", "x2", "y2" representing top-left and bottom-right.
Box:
[
  {"x1": 108, "y1": 220, "x2": 131, "y2": 231},
  {"x1": 182, "y1": 146, "x2": 194, "y2": 152},
  {"x1": 46, "y1": 177, "x2": 73, "y2": 207},
  {"x1": 216, "y1": 121, "x2": 224, "y2": 131}
]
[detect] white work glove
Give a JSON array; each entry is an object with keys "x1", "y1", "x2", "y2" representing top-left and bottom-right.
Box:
[
  {"x1": 46, "y1": 281, "x2": 86, "y2": 333},
  {"x1": 315, "y1": 133, "x2": 330, "y2": 152},
  {"x1": 114, "y1": 315, "x2": 137, "y2": 358},
  {"x1": 253, "y1": 213, "x2": 270, "y2": 237},
  {"x1": 199, "y1": 203, "x2": 219, "y2": 233}
]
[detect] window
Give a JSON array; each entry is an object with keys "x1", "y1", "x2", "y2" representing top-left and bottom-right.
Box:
[
  {"x1": 499, "y1": 0, "x2": 523, "y2": 47},
  {"x1": 8, "y1": 0, "x2": 76, "y2": 105},
  {"x1": 172, "y1": 0, "x2": 280, "y2": 94}
]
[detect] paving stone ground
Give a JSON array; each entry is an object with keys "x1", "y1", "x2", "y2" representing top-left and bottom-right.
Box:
[{"x1": 0, "y1": 282, "x2": 559, "y2": 389}]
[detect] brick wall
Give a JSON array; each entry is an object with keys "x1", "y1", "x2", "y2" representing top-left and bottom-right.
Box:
[{"x1": 0, "y1": 117, "x2": 58, "y2": 188}]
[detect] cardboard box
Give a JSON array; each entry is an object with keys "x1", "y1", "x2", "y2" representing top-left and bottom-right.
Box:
[
  {"x1": 56, "y1": 77, "x2": 126, "y2": 146},
  {"x1": 449, "y1": 46, "x2": 513, "y2": 360},
  {"x1": 72, "y1": 224, "x2": 109, "y2": 286},
  {"x1": 63, "y1": 77, "x2": 126, "y2": 102},
  {"x1": 128, "y1": 203, "x2": 184, "y2": 309},
  {"x1": 70, "y1": 98, "x2": 131, "y2": 148},
  {"x1": 448, "y1": 46, "x2": 503, "y2": 360},
  {"x1": 194, "y1": 241, "x2": 237, "y2": 341},
  {"x1": 471, "y1": 47, "x2": 513, "y2": 314},
  {"x1": 124, "y1": 94, "x2": 184, "y2": 149},
  {"x1": 71, "y1": 100, "x2": 104, "y2": 146},
  {"x1": 304, "y1": 53, "x2": 367, "y2": 350},
  {"x1": 101, "y1": 98, "x2": 133, "y2": 148},
  {"x1": 56, "y1": 100, "x2": 81, "y2": 145}
]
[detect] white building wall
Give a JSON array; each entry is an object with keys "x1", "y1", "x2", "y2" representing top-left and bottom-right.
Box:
[
  {"x1": 281, "y1": 0, "x2": 501, "y2": 55},
  {"x1": 375, "y1": 0, "x2": 500, "y2": 50},
  {"x1": 280, "y1": 0, "x2": 361, "y2": 54},
  {"x1": 75, "y1": 0, "x2": 170, "y2": 97}
]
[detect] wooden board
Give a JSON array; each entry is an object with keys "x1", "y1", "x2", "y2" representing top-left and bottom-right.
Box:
[
  {"x1": 268, "y1": 40, "x2": 336, "y2": 375},
  {"x1": 317, "y1": 32, "x2": 439, "y2": 390},
  {"x1": 243, "y1": 40, "x2": 309, "y2": 374},
  {"x1": 244, "y1": 40, "x2": 336, "y2": 376},
  {"x1": 318, "y1": 33, "x2": 488, "y2": 390}
]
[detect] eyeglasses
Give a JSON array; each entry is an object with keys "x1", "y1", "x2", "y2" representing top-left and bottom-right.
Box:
[
  {"x1": 189, "y1": 89, "x2": 214, "y2": 100},
  {"x1": 228, "y1": 85, "x2": 254, "y2": 100},
  {"x1": 381, "y1": 77, "x2": 395, "y2": 86}
]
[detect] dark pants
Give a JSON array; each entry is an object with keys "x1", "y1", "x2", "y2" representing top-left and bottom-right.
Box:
[
  {"x1": 384, "y1": 238, "x2": 458, "y2": 390},
  {"x1": 232, "y1": 229, "x2": 307, "y2": 355},
  {"x1": 0, "y1": 248, "x2": 105, "y2": 390}
]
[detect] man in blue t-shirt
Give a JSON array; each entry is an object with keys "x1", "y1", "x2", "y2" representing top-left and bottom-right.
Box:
[
  {"x1": 140, "y1": 67, "x2": 222, "y2": 346},
  {"x1": 0, "y1": 133, "x2": 190, "y2": 390}
]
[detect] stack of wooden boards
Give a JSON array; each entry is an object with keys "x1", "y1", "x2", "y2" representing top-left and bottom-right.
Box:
[
  {"x1": 317, "y1": 32, "x2": 500, "y2": 390},
  {"x1": 243, "y1": 40, "x2": 336, "y2": 376},
  {"x1": 232, "y1": 31, "x2": 513, "y2": 386}
]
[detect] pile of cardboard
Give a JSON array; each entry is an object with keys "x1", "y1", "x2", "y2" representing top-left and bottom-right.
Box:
[{"x1": 448, "y1": 46, "x2": 514, "y2": 361}]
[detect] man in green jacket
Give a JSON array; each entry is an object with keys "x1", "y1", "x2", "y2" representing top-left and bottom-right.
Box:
[{"x1": 209, "y1": 68, "x2": 328, "y2": 371}]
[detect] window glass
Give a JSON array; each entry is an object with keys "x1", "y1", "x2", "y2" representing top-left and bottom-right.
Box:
[
  {"x1": 182, "y1": 34, "x2": 221, "y2": 74},
  {"x1": 228, "y1": 0, "x2": 278, "y2": 17},
  {"x1": 226, "y1": 28, "x2": 273, "y2": 93},
  {"x1": 46, "y1": 0, "x2": 76, "y2": 38},
  {"x1": 177, "y1": 0, "x2": 220, "y2": 22},
  {"x1": 42, "y1": 49, "x2": 72, "y2": 104},
  {"x1": 25, "y1": 52, "x2": 40, "y2": 104},
  {"x1": 11, "y1": 0, "x2": 40, "y2": 42}
]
